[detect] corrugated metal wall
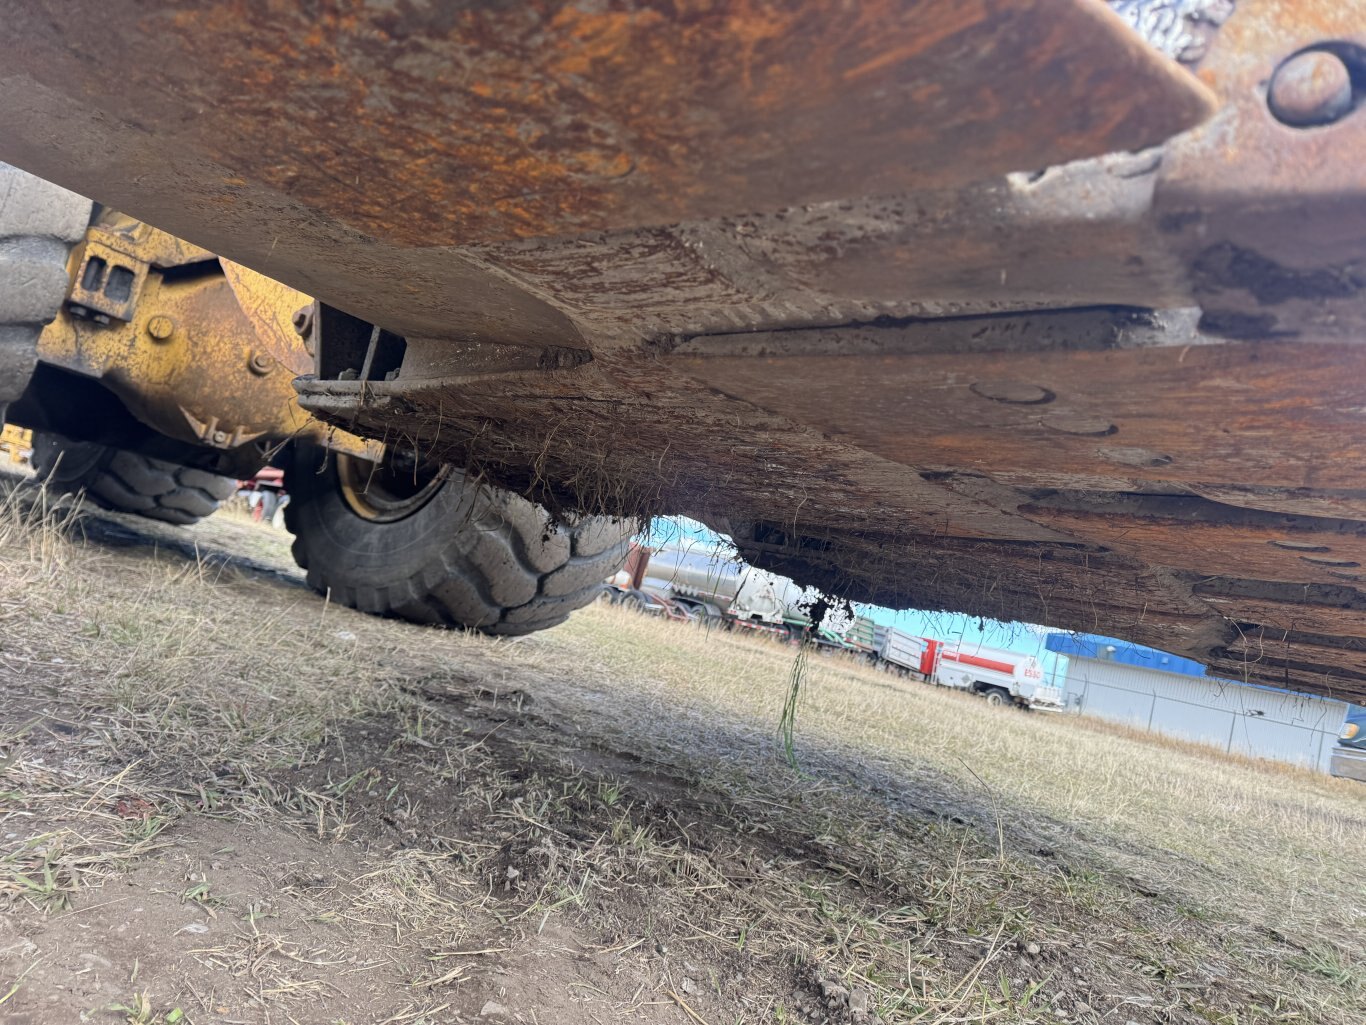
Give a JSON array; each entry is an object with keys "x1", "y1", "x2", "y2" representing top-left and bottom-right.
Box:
[{"x1": 1062, "y1": 657, "x2": 1349, "y2": 772}]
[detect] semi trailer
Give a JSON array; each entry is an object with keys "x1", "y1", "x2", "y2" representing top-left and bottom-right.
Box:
[{"x1": 607, "y1": 541, "x2": 850, "y2": 639}]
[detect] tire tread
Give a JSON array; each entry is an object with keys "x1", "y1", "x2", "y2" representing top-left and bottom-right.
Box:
[
  {"x1": 284, "y1": 444, "x2": 632, "y2": 635},
  {"x1": 31, "y1": 432, "x2": 235, "y2": 525},
  {"x1": 0, "y1": 163, "x2": 92, "y2": 408}
]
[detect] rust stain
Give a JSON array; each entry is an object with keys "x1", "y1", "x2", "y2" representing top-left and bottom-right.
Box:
[
  {"x1": 3, "y1": 0, "x2": 1215, "y2": 249},
  {"x1": 839, "y1": 1, "x2": 987, "y2": 82}
]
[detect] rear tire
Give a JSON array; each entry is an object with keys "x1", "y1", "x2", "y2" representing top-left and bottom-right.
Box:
[
  {"x1": 0, "y1": 164, "x2": 91, "y2": 412},
  {"x1": 283, "y1": 444, "x2": 633, "y2": 635},
  {"x1": 31, "y1": 431, "x2": 237, "y2": 525},
  {"x1": 615, "y1": 588, "x2": 650, "y2": 612},
  {"x1": 982, "y1": 687, "x2": 1012, "y2": 708}
]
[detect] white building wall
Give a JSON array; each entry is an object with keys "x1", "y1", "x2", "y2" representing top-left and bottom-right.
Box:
[{"x1": 1062, "y1": 657, "x2": 1348, "y2": 772}]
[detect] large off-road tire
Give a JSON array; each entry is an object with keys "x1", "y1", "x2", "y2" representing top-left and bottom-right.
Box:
[
  {"x1": 284, "y1": 444, "x2": 633, "y2": 635},
  {"x1": 31, "y1": 432, "x2": 238, "y2": 525},
  {"x1": 0, "y1": 164, "x2": 92, "y2": 410}
]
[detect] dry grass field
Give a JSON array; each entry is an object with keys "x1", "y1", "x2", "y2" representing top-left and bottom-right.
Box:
[{"x1": 0, "y1": 477, "x2": 1363, "y2": 1025}]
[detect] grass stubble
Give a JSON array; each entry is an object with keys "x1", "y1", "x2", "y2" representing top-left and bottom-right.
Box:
[{"x1": 0, "y1": 479, "x2": 1361, "y2": 1024}]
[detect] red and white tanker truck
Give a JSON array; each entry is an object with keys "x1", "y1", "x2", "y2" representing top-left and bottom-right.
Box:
[{"x1": 875, "y1": 629, "x2": 1063, "y2": 711}]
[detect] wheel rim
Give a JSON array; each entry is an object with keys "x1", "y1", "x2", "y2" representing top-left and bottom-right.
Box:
[
  {"x1": 336, "y1": 451, "x2": 447, "y2": 523},
  {"x1": 985, "y1": 691, "x2": 1005, "y2": 706}
]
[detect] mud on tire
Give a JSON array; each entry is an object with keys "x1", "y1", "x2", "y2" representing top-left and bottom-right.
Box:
[
  {"x1": 283, "y1": 443, "x2": 633, "y2": 635},
  {"x1": 31, "y1": 432, "x2": 238, "y2": 526}
]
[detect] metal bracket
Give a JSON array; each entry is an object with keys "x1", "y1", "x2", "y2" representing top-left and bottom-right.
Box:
[{"x1": 65, "y1": 235, "x2": 149, "y2": 324}]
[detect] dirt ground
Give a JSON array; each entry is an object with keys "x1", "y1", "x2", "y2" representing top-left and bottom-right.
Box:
[{"x1": 1, "y1": 475, "x2": 1363, "y2": 1025}]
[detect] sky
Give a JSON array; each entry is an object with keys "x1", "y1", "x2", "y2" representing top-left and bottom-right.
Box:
[{"x1": 643, "y1": 517, "x2": 1069, "y2": 685}]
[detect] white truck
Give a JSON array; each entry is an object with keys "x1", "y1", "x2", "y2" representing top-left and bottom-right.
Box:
[{"x1": 875, "y1": 628, "x2": 1063, "y2": 710}]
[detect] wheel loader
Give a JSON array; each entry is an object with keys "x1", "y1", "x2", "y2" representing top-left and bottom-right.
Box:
[
  {"x1": 1, "y1": 205, "x2": 632, "y2": 635},
  {"x1": 1, "y1": 0, "x2": 1366, "y2": 703}
]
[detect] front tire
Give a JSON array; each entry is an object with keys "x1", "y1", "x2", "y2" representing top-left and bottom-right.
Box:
[
  {"x1": 31, "y1": 431, "x2": 238, "y2": 525},
  {"x1": 283, "y1": 444, "x2": 633, "y2": 635}
]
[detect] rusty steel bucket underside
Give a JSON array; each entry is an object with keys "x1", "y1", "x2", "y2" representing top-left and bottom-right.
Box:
[{"x1": 4, "y1": 0, "x2": 1366, "y2": 702}]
